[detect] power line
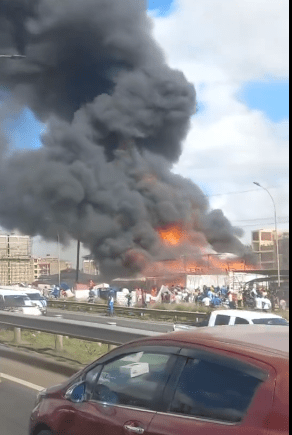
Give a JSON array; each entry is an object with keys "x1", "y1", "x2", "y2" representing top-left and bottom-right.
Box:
[
  {"x1": 232, "y1": 216, "x2": 289, "y2": 223},
  {"x1": 239, "y1": 221, "x2": 289, "y2": 228},
  {"x1": 206, "y1": 186, "x2": 278, "y2": 198},
  {"x1": 208, "y1": 188, "x2": 259, "y2": 197}
]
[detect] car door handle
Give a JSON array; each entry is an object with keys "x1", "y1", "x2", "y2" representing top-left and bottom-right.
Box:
[{"x1": 124, "y1": 424, "x2": 145, "y2": 434}]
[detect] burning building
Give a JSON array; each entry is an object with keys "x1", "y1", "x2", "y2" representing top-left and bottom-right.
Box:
[{"x1": 0, "y1": 0, "x2": 255, "y2": 280}]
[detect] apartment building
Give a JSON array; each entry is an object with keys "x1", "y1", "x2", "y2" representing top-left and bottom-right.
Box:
[
  {"x1": 33, "y1": 255, "x2": 71, "y2": 280},
  {"x1": 0, "y1": 233, "x2": 34, "y2": 284},
  {"x1": 252, "y1": 229, "x2": 289, "y2": 270},
  {"x1": 83, "y1": 257, "x2": 99, "y2": 275}
]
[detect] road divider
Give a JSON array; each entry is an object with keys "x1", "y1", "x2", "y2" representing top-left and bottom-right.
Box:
[{"x1": 0, "y1": 311, "x2": 161, "y2": 352}]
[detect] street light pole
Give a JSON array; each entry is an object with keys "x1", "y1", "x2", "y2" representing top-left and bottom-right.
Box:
[
  {"x1": 253, "y1": 182, "x2": 281, "y2": 287},
  {"x1": 57, "y1": 234, "x2": 61, "y2": 287}
]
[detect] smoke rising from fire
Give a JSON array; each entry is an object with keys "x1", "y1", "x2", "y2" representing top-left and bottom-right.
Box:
[{"x1": 0, "y1": 0, "x2": 251, "y2": 278}]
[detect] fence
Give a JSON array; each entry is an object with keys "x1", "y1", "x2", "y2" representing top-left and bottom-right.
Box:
[{"x1": 47, "y1": 300, "x2": 208, "y2": 323}]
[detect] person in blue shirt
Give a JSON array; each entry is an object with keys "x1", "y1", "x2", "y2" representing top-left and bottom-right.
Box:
[
  {"x1": 108, "y1": 294, "x2": 114, "y2": 316},
  {"x1": 207, "y1": 288, "x2": 214, "y2": 301}
]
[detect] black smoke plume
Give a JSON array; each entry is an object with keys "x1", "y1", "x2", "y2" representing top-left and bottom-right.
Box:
[{"x1": 0, "y1": 0, "x2": 250, "y2": 278}]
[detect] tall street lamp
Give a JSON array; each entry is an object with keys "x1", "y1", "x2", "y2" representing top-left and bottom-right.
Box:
[
  {"x1": 253, "y1": 182, "x2": 281, "y2": 287},
  {"x1": 57, "y1": 233, "x2": 61, "y2": 287}
]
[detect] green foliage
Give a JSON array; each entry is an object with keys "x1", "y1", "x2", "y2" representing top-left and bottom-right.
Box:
[{"x1": 0, "y1": 329, "x2": 108, "y2": 365}]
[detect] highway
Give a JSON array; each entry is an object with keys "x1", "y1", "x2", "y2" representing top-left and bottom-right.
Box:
[
  {"x1": 46, "y1": 308, "x2": 174, "y2": 333},
  {"x1": 0, "y1": 378, "x2": 36, "y2": 435},
  {"x1": 0, "y1": 352, "x2": 69, "y2": 435},
  {"x1": 0, "y1": 309, "x2": 172, "y2": 434}
]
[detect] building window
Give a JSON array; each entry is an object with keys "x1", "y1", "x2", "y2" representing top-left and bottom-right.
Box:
[
  {"x1": 261, "y1": 252, "x2": 274, "y2": 262},
  {"x1": 261, "y1": 232, "x2": 272, "y2": 241},
  {"x1": 252, "y1": 242, "x2": 260, "y2": 252}
]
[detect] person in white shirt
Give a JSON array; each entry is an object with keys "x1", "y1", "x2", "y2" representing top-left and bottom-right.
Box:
[
  {"x1": 202, "y1": 297, "x2": 211, "y2": 307},
  {"x1": 145, "y1": 293, "x2": 151, "y2": 306}
]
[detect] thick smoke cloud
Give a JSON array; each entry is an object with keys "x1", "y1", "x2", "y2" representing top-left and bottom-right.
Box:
[{"x1": 0, "y1": 0, "x2": 249, "y2": 278}]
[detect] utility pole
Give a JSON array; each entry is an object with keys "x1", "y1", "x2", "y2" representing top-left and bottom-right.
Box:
[
  {"x1": 57, "y1": 234, "x2": 61, "y2": 287},
  {"x1": 7, "y1": 234, "x2": 11, "y2": 285},
  {"x1": 76, "y1": 240, "x2": 80, "y2": 284}
]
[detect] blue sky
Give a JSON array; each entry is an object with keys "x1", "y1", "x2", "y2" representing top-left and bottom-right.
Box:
[
  {"x1": 3, "y1": 108, "x2": 45, "y2": 150},
  {"x1": 148, "y1": 0, "x2": 175, "y2": 15},
  {"x1": 239, "y1": 80, "x2": 289, "y2": 123}
]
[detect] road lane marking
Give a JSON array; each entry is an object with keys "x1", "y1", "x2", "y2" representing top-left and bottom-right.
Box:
[{"x1": 0, "y1": 373, "x2": 44, "y2": 391}]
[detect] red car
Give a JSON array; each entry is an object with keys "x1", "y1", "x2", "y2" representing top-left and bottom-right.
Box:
[{"x1": 29, "y1": 325, "x2": 289, "y2": 435}]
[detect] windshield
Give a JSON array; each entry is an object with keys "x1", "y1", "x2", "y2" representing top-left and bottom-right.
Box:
[
  {"x1": 4, "y1": 295, "x2": 33, "y2": 307},
  {"x1": 252, "y1": 318, "x2": 289, "y2": 325},
  {"x1": 27, "y1": 293, "x2": 42, "y2": 300}
]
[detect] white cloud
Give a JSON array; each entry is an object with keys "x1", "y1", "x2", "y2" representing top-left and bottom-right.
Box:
[
  {"x1": 153, "y1": 0, "x2": 289, "y2": 81},
  {"x1": 151, "y1": 0, "x2": 289, "y2": 244}
]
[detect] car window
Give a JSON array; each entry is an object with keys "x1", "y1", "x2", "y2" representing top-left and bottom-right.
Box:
[
  {"x1": 235, "y1": 317, "x2": 250, "y2": 325},
  {"x1": 252, "y1": 318, "x2": 288, "y2": 325},
  {"x1": 92, "y1": 351, "x2": 174, "y2": 411},
  {"x1": 169, "y1": 357, "x2": 263, "y2": 423},
  {"x1": 214, "y1": 314, "x2": 230, "y2": 325}
]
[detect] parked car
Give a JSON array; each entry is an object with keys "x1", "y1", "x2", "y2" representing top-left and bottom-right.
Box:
[
  {"x1": 18, "y1": 288, "x2": 47, "y2": 315},
  {"x1": 29, "y1": 325, "x2": 288, "y2": 435},
  {"x1": 173, "y1": 309, "x2": 289, "y2": 331},
  {"x1": 0, "y1": 290, "x2": 42, "y2": 316}
]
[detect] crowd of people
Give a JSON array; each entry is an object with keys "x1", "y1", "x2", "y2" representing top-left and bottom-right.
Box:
[
  {"x1": 134, "y1": 283, "x2": 287, "y2": 311},
  {"x1": 43, "y1": 278, "x2": 288, "y2": 313}
]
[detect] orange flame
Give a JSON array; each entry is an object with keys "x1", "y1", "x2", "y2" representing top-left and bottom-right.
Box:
[
  {"x1": 151, "y1": 223, "x2": 259, "y2": 277},
  {"x1": 157, "y1": 224, "x2": 186, "y2": 246}
]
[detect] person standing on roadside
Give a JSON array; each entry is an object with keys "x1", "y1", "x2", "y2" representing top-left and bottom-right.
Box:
[
  {"x1": 145, "y1": 292, "x2": 151, "y2": 307},
  {"x1": 126, "y1": 292, "x2": 132, "y2": 307},
  {"x1": 108, "y1": 294, "x2": 114, "y2": 316},
  {"x1": 237, "y1": 290, "x2": 243, "y2": 308},
  {"x1": 279, "y1": 295, "x2": 287, "y2": 311}
]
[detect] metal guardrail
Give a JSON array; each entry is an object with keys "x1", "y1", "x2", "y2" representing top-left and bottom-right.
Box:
[
  {"x1": 0, "y1": 311, "x2": 160, "y2": 347},
  {"x1": 47, "y1": 300, "x2": 208, "y2": 323}
]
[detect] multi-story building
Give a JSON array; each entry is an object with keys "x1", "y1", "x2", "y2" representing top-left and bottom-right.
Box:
[
  {"x1": 0, "y1": 233, "x2": 34, "y2": 285},
  {"x1": 252, "y1": 229, "x2": 289, "y2": 270},
  {"x1": 33, "y1": 255, "x2": 71, "y2": 280},
  {"x1": 83, "y1": 256, "x2": 99, "y2": 275}
]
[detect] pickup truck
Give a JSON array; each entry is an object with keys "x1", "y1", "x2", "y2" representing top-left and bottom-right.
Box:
[{"x1": 173, "y1": 309, "x2": 288, "y2": 331}]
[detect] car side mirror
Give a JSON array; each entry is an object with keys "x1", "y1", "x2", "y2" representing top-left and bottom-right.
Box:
[{"x1": 65, "y1": 382, "x2": 86, "y2": 403}]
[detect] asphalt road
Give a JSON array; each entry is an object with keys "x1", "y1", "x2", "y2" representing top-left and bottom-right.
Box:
[
  {"x1": 0, "y1": 352, "x2": 69, "y2": 435},
  {"x1": 47, "y1": 308, "x2": 173, "y2": 333},
  {"x1": 0, "y1": 309, "x2": 172, "y2": 435},
  {"x1": 0, "y1": 378, "x2": 36, "y2": 435}
]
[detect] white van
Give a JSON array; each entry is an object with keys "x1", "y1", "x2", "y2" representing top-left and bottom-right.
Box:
[
  {"x1": 0, "y1": 289, "x2": 42, "y2": 316},
  {"x1": 18, "y1": 288, "x2": 48, "y2": 315}
]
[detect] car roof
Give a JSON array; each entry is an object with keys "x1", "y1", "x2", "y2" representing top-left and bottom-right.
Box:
[
  {"x1": 0, "y1": 290, "x2": 28, "y2": 296},
  {"x1": 214, "y1": 310, "x2": 283, "y2": 320},
  {"x1": 20, "y1": 288, "x2": 41, "y2": 294},
  {"x1": 167, "y1": 325, "x2": 289, "y2": 356}
]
